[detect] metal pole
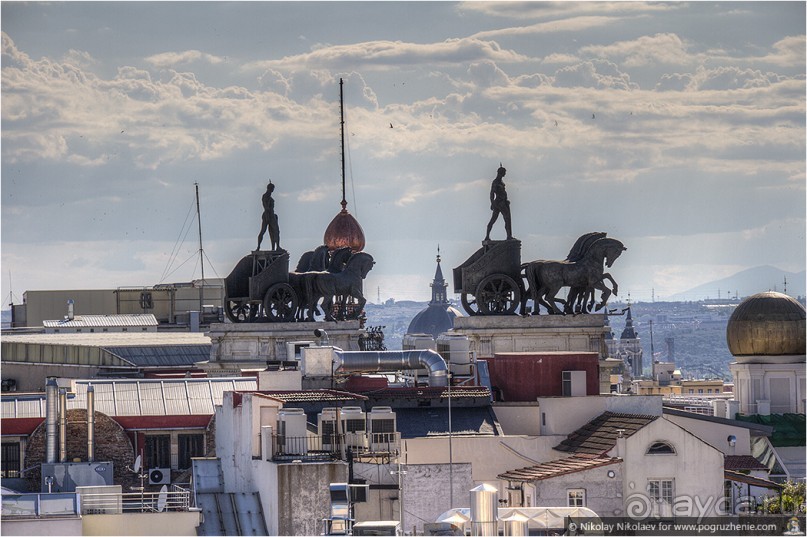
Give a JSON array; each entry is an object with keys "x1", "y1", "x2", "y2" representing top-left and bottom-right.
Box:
[
  {"x1": 448, "y1": 358, "x2": 453, "y2": 510},
  {"x1": 339, "y1": 78, "x2": 346, "y2": 209},
  {"x1": 195, "y1": 183, "x2": 205, "y2": 314}
]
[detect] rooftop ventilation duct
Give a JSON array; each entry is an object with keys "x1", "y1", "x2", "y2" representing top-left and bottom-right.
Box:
[
  {"x1": 333, "y1": 349, "x2": 448, "y2": 387},
  {"x1": 45, "y1": 378, "x2": 58, "y2": 464}
]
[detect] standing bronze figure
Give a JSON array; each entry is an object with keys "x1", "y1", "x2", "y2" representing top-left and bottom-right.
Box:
[
  {"x1": 257, "y1": 182, "x2": 280, "y2": 251},
  {"x1": 485, "y1": 165, "x2": 512, "y2": 241}
]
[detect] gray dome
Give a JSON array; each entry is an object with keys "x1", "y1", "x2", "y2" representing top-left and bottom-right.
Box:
[
  {"x1": 726, "y1": 291, "x2": 805, "y2": 358},
  {"x1": 407, "y1": 304, "x2": 462, "y2": 339}
]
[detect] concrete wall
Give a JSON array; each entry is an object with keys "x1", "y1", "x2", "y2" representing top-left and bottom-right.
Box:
[
  {"x1": 403, "y1": 436, "x2": 566, "y2": 482},
  {"x1": 22, "y1": 290, "x2": 118, "y2": 327},
  {"x1": 82, "y1": 512, "x2": 202, "y2": 535},
  {"x1": 664, "y1": 413, "x2": 751, "y2": 456},
  {"x1": 616, "y1": 418, "x2": 725, "y2": 518},
  {"x1": 536, "y1": 395, "x2": 662, "y2": 436},
  {"x1": 277, "y1": 462, "x2": 348, "y2": 536},
  {"x1": 492, "y1": 404, "x2": 542, "y2": 436},
  {"x1": 401, "y1": 463, "x2": 473, "y2": 535},
  {"x1": 529, "y1": 463, "x2": 623, "y2": 517},
  {"x1": 1, "y1": 517, "x2": 83, "y2": 536},
  {"x1": 451, "y1": 314, "x2": 607, "y2": 359}
]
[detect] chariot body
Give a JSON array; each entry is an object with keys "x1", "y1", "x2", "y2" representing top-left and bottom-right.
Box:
[
  {"x1": 453, "y1": 239, "x2": 525, "y2": 315},
  {"x1": 224, "y1": 250, "x2": 297, "y2": 323}
]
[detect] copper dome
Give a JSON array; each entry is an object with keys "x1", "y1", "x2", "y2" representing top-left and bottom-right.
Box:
[
  {"x1": 726, "y1": 291, "x2": 806, "y2": 358},
  {"x1": 323, "y1": 205, "x2": 365, "y2": 252}
]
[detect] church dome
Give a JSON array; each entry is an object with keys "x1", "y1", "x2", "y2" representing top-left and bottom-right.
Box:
[
  {"x1": 324, "y1": 206, "x2": 365, "y2": 252},
  {"x1": 726, "y1": 291, "x2": 806, "y2": 359},
  {"x1": 407, "y1": 304, "x2": 462, "y2": 339}
]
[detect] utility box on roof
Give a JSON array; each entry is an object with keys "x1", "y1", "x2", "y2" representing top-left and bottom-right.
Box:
[{"x1": 302, "y1": 346, "x2": 335, "y2": 377}]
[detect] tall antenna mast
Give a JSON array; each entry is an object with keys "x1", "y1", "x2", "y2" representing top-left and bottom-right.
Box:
[
  {"x1": 339, "y1": 78, "x2": 347, "y2": 210},
  {"x1": 195, "y1": 183, "x2": 205, "y2": 313}
]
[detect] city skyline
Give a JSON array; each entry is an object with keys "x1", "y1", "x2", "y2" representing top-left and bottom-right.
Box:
[{"x1": 2, "y1": 2, "x2": 805, "y2": 305}]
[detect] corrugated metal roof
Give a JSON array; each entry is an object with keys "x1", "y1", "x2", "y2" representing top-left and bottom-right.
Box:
[
  {"x1": 1, "y1": 332, "x2": 210, "y2": 347},
  {"x1": 1, "y1": 378, "x2": 257, "y2": 419},
  {"x1": 43, "y1": 314, "x2": 159, "y2": 328},
  {"x1": 106, "y1": 345, "x2": 210, "y2": 367}
]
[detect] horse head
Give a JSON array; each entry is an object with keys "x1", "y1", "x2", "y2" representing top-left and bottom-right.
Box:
[
  {"x1": 328, "y1": 247, "x2": 352, "y2": 273},
  {"x1": 603, "y1": 239, "x2": 626, "y2": 268},
  {"x1": 346, "y1": 252, "x2": 375, "y2": 279}
]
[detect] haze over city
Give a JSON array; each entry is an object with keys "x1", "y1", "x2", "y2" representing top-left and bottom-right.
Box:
[{"x1": 2, "y1": 2, "x2": 805, "y2": 306}]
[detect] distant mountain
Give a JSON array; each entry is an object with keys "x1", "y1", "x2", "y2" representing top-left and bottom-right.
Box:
[{"x1": 670, "y1": 265, "x2": 805, "y2": 301}]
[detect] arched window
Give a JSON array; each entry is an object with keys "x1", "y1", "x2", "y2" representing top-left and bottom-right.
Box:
[{"x1": 647, "y1": 441, "x2": 676, "y2": 455}]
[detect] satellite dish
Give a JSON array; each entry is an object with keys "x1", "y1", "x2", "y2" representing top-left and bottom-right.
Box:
[
  {"x1": 157, "y1": 485, "x2": 168, "y2": 512},
  {"x1": 133, "y1": 455, "x2": 142, "y2": 474}
]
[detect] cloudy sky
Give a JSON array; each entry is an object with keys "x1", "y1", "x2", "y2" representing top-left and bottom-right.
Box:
[{"x1": 2, "y1": 1, "x2": 805, "y2": 307}]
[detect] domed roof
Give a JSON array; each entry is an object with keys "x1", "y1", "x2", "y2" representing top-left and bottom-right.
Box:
[
  {"x1": 324, "y1": 206, "x2": 365, "y2": 252},
  {"x1": 726, "y1": 291, "x2": 806, "y2": 358},
  {"x1": 407, "y1": 304, "x2": 462, "y2": 339}
]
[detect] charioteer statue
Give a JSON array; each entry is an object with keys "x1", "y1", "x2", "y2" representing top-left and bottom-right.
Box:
[
  {"x1": 257, "y1": 181, "x2": 280, "y2": 251},
  {"x1": 485, "y1": 164, "x2": 513, "y2": 241}
]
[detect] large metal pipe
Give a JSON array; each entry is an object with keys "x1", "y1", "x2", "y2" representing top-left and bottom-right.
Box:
[
  {"x1": 87, "y1": 384, "x2": 95, "y2": 462},
  {"x1": 45, "y1": 378, "x2": 59, "y2": 464},
  {"x1": 334, "y1": 349, "x2": 448, "y2": 387},
  {"x1": 470, "y1": 483, "x2": 499, "y2": 537},
  {"x1": 59, "y1": 388, "x2": 68, "y2": 462}
]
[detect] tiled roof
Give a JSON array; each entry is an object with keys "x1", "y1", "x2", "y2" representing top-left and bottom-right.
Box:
[
  {"x1": 498, "y1": 454, "x2": 621, "y2": 482},
  {"x1": 357, "y1": 386, "x2": 490, "y2": 399},
  {"x1": 395, "y1": 406, "x2": 500, "y2": 438},
  {"x1": 554, "y1": 411, "x2": 658, "y2": 455},
  {"x1": 724, "y1": 455, "x2": 768, "y2": 471},
  {"x1": 257, "y1": 389, "x2": 368, "y2": 403},
  {"x1": 724, "y1": 470, "x2": 782, "y2": 490}
]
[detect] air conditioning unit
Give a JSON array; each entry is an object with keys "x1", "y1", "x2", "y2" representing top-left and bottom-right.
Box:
[
  {"x1": 278, "y1": 408, "x2": 308, "y2": 456},
  {"x1": 148, "y1": 468, "x2": 171, "y2": 485},
  {"x1": 368, "y1": 407, "x2": 397, "y2": 452}
]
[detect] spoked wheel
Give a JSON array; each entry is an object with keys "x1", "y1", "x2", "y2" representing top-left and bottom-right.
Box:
[
  {"x1": 225, "y1": 298, "x2": 253, "y2": 323},
  {"x1": 263, "y1": 283, "x2": 298, "y2": 322},
  {"x1": 461, "y1": 293, "x2": 481, "y2": 316},
  {"x1": 477, "y1": 275, "x2": 521, "y2": 315}
]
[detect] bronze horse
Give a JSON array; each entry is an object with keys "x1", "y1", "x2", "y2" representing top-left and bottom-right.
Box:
[
  {"x1": 290, "y1": 246, "x2": 353, "y2": 320},
  {"x1": 523, "y1": 237, "x2": 625, "y2": 314},
  {"x1": 308, "y1": 252, "x2": 375, "y2": 321}
]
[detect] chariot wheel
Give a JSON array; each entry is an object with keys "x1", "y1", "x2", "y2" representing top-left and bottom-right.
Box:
[
  {"x1": 225, "y1": 298, "x2": 253, "y2": 323},
  {"x1": 263, "y1": 283, "x2": 298, "y2": 322},
  {"x1": 476, "y1": 275, "x2": 521, "y2": 315},
  {"x1": 461, "y1": 293, "x2": 481, "y2": 316}
]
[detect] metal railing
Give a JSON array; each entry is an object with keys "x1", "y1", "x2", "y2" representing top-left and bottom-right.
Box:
[
  {"x1": 80, "y1": 486, "x2": 192, "y2": 514},
  {"x1": 271, "y1": 432, "x2": 401, "y2": 461}
]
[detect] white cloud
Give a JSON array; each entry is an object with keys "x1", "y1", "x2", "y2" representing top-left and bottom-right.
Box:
[
  {"x1": 145, "y1": 50, "x2": 226, "y2": 68},
  {"x1": 579, "y1": 33, "x2": 691, "y2": 67}
]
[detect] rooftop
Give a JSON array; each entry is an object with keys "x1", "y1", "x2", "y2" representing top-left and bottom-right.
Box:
[
  {"x1": 498, "y1": 454, "x2": 621, "y2": 482},
  {"x1": 43, "y1": 314, "x2": 159, "y2": 328},
  {"x1": 1, "y1": 377, "x2": 257, "y2": 419},
  {"x1": 553, "y1": 411, "x2": 658, "y2": 455},
  {"x1": 724, "y1": 455, "x2": 768, "y2": 472}
]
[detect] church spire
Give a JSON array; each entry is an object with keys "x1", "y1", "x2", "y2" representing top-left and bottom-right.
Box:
[{"x1": 430, "y1": 245, "x2": 448, "y2": 305}]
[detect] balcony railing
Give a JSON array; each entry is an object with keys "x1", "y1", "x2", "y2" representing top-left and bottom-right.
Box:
[
  {"x1": 271, "y1": 432, "x2": 401, "y2": 462},
  {"x1": 80, "y1": 485, "x2": 192, "y2": 514}
]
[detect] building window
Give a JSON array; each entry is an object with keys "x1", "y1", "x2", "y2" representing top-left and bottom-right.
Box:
[
  {"x1": 648, "y1": 479, "x2": 674, "y2": 504},
  {"x1": 689, "y1": 389, "x2": 694, "y2": 394},
  {"x1": 698, "y1": 389, "x2": 704, "y2": 394},
  {"x1": 567, "y1": 489, "x2": 586, "y2": 507},
  {"x1": 1, "y1": 443, "x2": 21, "y2": 478},
  {"x1": 145, "y1": 435, "x2": 171, "y2": 468},
  {"x1": 178, "y1": 434, "x2": 204, "y2": 470},
  {"x1": 646, "y1": 442, "x2": 676, "y2": 455}
]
